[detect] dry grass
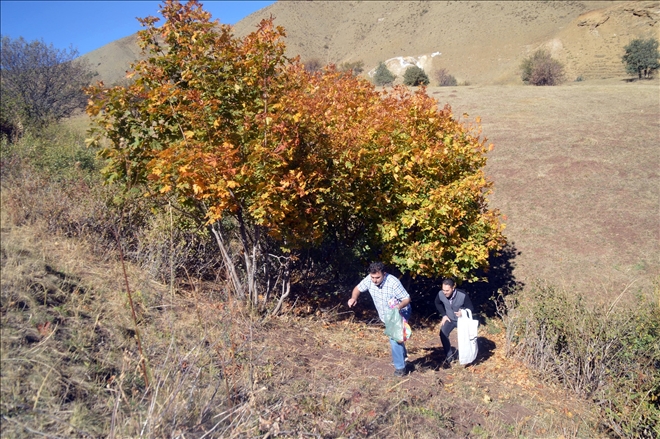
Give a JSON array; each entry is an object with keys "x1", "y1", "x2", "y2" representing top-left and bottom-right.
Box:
[
  {"x1": 2, "y1": 211, "x2": 610, "y2": 438},
  {"x1": 430, "y1": 78, "x2": 660, "y2": 299}
]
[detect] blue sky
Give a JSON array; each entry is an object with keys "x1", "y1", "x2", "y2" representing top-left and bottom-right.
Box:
[{"x1": 1, "y1": 1, "x2": 276, "y2": 55}]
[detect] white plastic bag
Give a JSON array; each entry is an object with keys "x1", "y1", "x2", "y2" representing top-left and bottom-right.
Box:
[{"x1": 457, "y1": 308, "x2": 479, "y2": 365}]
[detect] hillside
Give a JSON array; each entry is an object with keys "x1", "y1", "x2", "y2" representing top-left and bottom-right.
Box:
[
  {"x1": 2, "y1": 1, "x2": 658, "y2": 437},
  {"x1": 82, "y1": 1, "x2": 660, "y2": 85},
  {"x1": 0, "y1": 212, "x2": 623, "y2": 438}
]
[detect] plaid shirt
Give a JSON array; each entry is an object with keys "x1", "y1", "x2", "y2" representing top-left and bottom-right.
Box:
[{"x1": 357, "y1": 273, "x2": 411, "y2": 322}]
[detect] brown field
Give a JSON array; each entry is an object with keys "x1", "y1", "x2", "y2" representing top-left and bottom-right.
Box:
[
  {"x1": 2, "y1": 79, "x2": 657, "y2": 437},
  {"x1": 432, "y1": 78, "x2": 660, "y2": 299}
]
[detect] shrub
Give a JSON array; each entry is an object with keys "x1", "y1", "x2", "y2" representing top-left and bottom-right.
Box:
[
  {"x1": 338, "y1": 60, "x2": 364, "y2": 76},
  {"x1": 303, "y1": 58, "x2": 323, "y2": 73},
  {"x1": 403, "y1": 65, "x2": 430, "y2": 86},
  {"x1": 622, "y1": 37, "x2": 660, "y2": 79},
  {"x1": 520, "y1": 49, "x2": 565, "y2": 86},
  {"x1": 435, "y1": 68, "x2": 457, "y2": 87},
  {"x1": 499, "y1": 283, "x2": 660, "y2": 438},
  {"x1": 372, "y1": 61, "x2": 396, "y2": 86},
  {"x1": 0, "y1": 36, "x2": 95, "y2": 133}
]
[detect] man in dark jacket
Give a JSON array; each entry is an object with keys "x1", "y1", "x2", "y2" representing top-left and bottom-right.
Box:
[{"x1": 434, "y1": 278, "x2": 474, "y2": 365}]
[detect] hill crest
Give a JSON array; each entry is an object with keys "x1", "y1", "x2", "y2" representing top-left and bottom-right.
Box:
[{"x1": 82, "y1": 1, "x2": 660, "y2": 85}]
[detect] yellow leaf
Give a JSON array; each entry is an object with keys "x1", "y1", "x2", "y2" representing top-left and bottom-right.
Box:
[
  {"x1": 227, "y1": 181, "x2": 239, "y2": 189},
  {"x1": 184, "y1": 130, "x2": 194, "y2": 139},
  {"x1": 160, "y1": 185, "x2": 171, "y2": 193}
]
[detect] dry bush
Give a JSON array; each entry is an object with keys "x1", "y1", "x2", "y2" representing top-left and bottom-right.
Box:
[
  {"x1": 1, "y1": 210, "x2": 612, "y2": 438},
  {"x1": 303, "y1": 57, "x2": 323, "y2": 73},
  {"x1": 0, "y1": 123, "x2": 226, "y2": 284},
  {"x1": 499, "y1": 282, "x2": 660, "y2": 438},
  {"x1": 0, "y1": 217, "x2": 261, "y2": 437},
  {"x1": 520, "y1": 49, "x2": 565, "y2": 86},
  {"x1": 338, "y1": 60, "x2": 364, "y2": 76},
  {"x1": 435, "y1": 68, "x2": 457, "y2": 87}
]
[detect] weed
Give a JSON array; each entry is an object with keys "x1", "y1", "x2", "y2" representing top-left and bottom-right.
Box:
[
  {"x1": 500, "y1": 282, "x2": 660, "y2": 437},
  {"x1": 435, "y1": 68, "x2": 458, "y2": 87}
]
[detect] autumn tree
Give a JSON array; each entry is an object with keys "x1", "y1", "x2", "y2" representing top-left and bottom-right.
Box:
[{"x1": 87, "y1": 0, "x2": 505, "y2": 313}]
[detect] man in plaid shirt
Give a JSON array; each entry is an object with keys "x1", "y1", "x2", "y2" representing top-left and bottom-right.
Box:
[{"x1": 348, "y1": 262, "x2": 412, "y2": 377}]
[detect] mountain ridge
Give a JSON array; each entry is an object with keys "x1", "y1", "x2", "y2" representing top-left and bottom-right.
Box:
[{"x1": 81, "y1": 1, "x2": 660, "y2": 86}]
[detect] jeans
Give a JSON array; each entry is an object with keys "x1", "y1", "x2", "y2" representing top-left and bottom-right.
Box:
[
  {"x1": 389, "y1": 305, "x2": 411, "y2": 370},
  {"x1": 440, "y1": 319, "x2": 458, "y2": 356}
]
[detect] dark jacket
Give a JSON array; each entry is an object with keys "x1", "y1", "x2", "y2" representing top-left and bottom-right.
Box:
[{"x1": 435, "y1": 289, "x2": 474, "y2": 323}]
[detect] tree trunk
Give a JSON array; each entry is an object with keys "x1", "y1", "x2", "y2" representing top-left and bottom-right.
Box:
[
  {"x1": 210, "y1": 223, "x2": 244, "y2": 298},
  {"x1": 271, "y1": 261, "x2": 291, "y2": 316}
]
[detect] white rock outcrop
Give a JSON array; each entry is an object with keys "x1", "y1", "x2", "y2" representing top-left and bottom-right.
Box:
[{"x1": 367, "y1": 52, "x2": 441, "y2": 78}]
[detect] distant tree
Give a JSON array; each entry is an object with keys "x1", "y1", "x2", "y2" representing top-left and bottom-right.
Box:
[
  {"x1": 435, "y1": 68, "x2": 457, "y2": 87},
  {"x1": 339, "y1": 60, "x2": 364, "y2": 76},
  {"x1": 403, "y1": 65, "x2": 429, "y2": 86},
  {"x1": 0, "y1": 36, "x2": 95, "y2": 133},
  {"x1": 520, "y1": 49, "x2": 565, "y2": 86},
  {"x1": 303, "y1": 57, "x2": 323, "y2": 73},
  {"x1": 372, "y1": 61, "x2": 396, "y2": 86},
  {"x1": 622, "y1": 37, "x2": 660, "y2": 79}
]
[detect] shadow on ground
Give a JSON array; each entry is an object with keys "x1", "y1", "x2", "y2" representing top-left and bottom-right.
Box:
[{"x1": 408, "y1": 336, "x2": 497, "y2": 372}]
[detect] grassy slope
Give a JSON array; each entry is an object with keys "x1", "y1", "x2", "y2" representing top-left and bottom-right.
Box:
[{"x1": 1, "y1": 214, "x2": 601, "y2": 438}]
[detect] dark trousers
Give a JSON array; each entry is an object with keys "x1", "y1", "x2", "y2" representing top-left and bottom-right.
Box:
[{"x1": 440, "y1": 320, "x2": 457, "y2": 356}]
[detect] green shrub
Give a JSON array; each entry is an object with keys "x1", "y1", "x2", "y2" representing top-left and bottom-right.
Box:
[
  {"x1": 403, "y1": 65, "x2": 429, "y2": 86},
  {"x1": 435, "y1": 68, "x2": 457, "y2": 87},
  {"x1": 372, "y1": 62, "x2": 396, "y2": 86},
  {"x1": 499, "y1": 283, "x2": 660, "y2": 437},
  {"x1": 520, "y1": 49, "x2": 565, "y2": 86}
]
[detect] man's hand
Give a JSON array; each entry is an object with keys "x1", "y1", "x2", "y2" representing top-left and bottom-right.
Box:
[
  {"x1": 348, "y1": 286, "x2": 361, "y2": 308},
  {"x1": 397, "y1": 297, "x2": 411, "y2": 311},
  {"x1": 440, "y1": 315, "x2": 450, "y2": 327},
  {"x1": 454, "y1": 309, "x2": 463, "y2": 318}
]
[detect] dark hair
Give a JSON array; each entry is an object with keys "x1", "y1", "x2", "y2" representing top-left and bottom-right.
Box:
[
  {"x1": 442, "y1": 278, "x2": 456, "y2": 288},
  {"x1": 368, "y1": 261, "x2": 385, "y2": 274}
]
